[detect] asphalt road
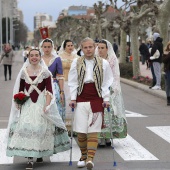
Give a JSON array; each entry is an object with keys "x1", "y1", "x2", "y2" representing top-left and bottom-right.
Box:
[{"x1": 0, "y1": 51, "x2": 170, "y2": 170}]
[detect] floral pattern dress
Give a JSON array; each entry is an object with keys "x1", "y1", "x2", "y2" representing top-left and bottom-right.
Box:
[{"x1": 98, "y1": 56, "x2": 127, "y2": 139}]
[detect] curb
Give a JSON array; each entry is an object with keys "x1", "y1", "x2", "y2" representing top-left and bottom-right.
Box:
[{"x1": 120, "y1": 77, "x2": 166, "y2": 100}]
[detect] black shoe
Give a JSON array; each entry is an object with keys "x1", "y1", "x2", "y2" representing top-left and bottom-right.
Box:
[
  {"x1": 5, "y1": 78, "x2": 7, "y2": 81},
  {"x1": 36, "y1": 157, "x2": 43, "y2": 163},
  {"x1": 26, "y1": 161, "x2": 33, "y2": 169},
  {"x1": 98, "y1": 144, "x2": 105, "y2": 148},
  {"x1": 106, "y1": 141, "x2": 111, "y2": 146},
  {"x1": 9, "y1": 77, "x2": 11, "y2": 80},
  {"x1": 167, "y1": 97, "x2": 170, "y2": 106}
]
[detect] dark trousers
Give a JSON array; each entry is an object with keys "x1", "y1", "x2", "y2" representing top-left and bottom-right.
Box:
[
  {"x1": 165, "y1": 71, "x2": 170, "y2": 97},
  {"x1": 4, "y1": 65, "x2": 12, "y2": 80}
]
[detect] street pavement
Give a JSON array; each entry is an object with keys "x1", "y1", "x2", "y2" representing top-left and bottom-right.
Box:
[{"x1": 0, "y1": 52, "x2": 170, "y2": 170}]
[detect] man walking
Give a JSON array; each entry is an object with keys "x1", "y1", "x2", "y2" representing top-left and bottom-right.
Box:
[{"x1": 68, "y1": 37, "x2": 113, "y2": 169}]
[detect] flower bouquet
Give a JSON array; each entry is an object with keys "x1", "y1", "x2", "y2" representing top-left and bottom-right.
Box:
[{"x1": 14, "y1": 92, "x2": 30, "y2": 113}]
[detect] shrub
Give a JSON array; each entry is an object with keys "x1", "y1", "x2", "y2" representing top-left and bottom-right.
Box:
[{"x1": 119, "y1": 63, "x2": 133, "y2": 79}]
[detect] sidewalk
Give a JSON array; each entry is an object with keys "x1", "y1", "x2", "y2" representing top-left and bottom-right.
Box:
[{"x1": 120, "y1": 62, "x2": 166, "y2": 100}]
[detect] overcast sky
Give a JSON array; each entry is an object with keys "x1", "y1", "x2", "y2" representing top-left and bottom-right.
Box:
[{"x1": 18, "y1": 0, "x2": 123, "y2": 31}]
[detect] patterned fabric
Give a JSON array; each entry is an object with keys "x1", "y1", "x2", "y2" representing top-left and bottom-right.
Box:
[
  {"x1": 6, "y1": 92, "x2": 70, "y2": 158},
  {"x1": 47, "y1": 57, "x2": 66, "y2": 122},
  {"x1": 76, "y1": 56, "x2": 103, "y2": 97},
  {"x1": 53, "y1": 80, "x2": 66, "y2": 122}
]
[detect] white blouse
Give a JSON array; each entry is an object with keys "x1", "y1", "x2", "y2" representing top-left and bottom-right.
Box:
[{"x1": 68, "y1": 58, "x2": 113, "y2": 101}]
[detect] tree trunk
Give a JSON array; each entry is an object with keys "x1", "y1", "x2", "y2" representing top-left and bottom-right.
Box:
[
  {"x1": 106, "y1": 29, "x2": 113, "y2": 44},
  {"x1": 157, "y1": 0, "x2": 170, "y2": 46},
  {"x1": 130, "y1": 23, "x2": 141, "y2": 76},
  {"x1": 119, "y1": 29, "x2": 127, "y2": 64}
]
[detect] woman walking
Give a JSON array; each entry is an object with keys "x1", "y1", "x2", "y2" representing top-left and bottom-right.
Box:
[
  {"x1": 6, "y1": 49, "x2": 70, "y2": 170},
  {"x1": 40, "y1": 38, "x2": 65, "y2": 121},
  {"x1": 0, "y1": 44, "x2": 14, "y2": 81},
  {"x1": 95, "y1": 39, "x2": 127, "y2": 147},
  {"x1": 162, "y1": 41, "x2": 170, "y2": 106}
]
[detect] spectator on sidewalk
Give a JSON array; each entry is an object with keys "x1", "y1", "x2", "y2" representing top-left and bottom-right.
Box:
[
  {"x1": 22, "y1": 46, "x2": 31, "y2": 62},
  {"x1": 113, "y1": 41, "x2": 118, "y2": 56},
  {"x1": 139, "y1": 40, "x2": 150, "y2": 66},
  {"x1": 0, "y1": 44, "x2": 14, "y2": 81},
  {"x1": 150, "y1": 32, "x2": 163, "y2": 90},
  {"x1": 162, "y1": 41, "x2": 170, "y2": 106}
]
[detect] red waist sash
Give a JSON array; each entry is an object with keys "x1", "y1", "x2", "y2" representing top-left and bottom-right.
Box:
[{"x1": 77, "y1": 83, "x2": 104, "y2": 113}]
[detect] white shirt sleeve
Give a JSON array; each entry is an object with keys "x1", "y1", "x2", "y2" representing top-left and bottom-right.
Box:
[
  {"x1": 102, "y1": 59, "x2": 114, "y2": 101},
  {"x1": 68, "y1": 58, "x2": 79, "y2": 100}
]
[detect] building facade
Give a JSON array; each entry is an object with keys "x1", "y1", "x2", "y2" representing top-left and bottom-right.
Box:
[{"x1": 34, "y1": 13, "x2": 53, "y2": 30}]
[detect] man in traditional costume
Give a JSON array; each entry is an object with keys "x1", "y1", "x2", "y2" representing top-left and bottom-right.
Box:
[{"x1": 68, "y1": 37, "x2": 113, "y2": 170}]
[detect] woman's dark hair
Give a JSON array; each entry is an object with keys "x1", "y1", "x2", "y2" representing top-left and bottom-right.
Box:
[
  {"x1": 57, "y1": 45, "x2": 61, "y2": 51},
  {"x1": 63, "y1": 40, "x2": 73, "y2": 49},
  {"x1": 99, "y1": 40, "x2": 108, "y2": 49},
  {"x1": 42, "y1": 38, "x2": 53, "y2": 45},
  {"x1": 28, "y1": 49, "x2": 41, "y2": 56}
]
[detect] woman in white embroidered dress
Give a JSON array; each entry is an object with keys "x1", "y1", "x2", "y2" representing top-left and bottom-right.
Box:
[
  {"x1": 6, "y1": 49, "x2": 70, "y2": 170},
  {"x1": 95, "y1": 39, "x2": 127, "y2": 147}
]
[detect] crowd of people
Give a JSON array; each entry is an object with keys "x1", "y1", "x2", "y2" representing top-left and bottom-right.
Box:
[
  {"x1": 0, "y1": 32, "x2": 169, "y2": 170},
  {"x1": 139, "y1": 32, "x2": 170, "y2": 105}
]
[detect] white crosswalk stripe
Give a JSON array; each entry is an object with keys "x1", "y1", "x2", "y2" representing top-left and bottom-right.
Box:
[
  {"x1": 147, "y1": 126, "x2": 170, "y2": 144},
  {"x1": 114, "y1": 134, "x2": 158, "y2": 161},
  {"x1": 50, "y1": 139, "x2": 81, "y2": 162},
  {"x1": 0, "y1": 129, "x2": 14, "y2": 164},
  {"x1": 125, "y1": 110, "x2": 147, "y2": 117}
]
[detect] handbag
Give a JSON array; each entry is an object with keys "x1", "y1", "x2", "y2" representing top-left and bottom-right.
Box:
[{"x1": 149, "y1": 48, "x2": 160, "y2": 60}]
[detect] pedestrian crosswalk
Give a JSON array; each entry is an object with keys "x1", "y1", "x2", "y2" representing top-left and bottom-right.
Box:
[
  {"x1": 1, "y1": 126, "x2": 170, "y2": 164},
  {"x1": 0, "y1": 108, "x2": 170, "y2": 165}
]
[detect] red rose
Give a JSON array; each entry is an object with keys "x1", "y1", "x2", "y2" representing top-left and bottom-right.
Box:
[{"x1": 18, "y1": 93, "x2": 26, "y2": 100}]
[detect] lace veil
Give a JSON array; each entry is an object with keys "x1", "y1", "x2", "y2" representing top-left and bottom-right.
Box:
[
  {"x1": 39, "y1": 38, "x2": 58, "y2": 58},
  {"x1": 58, "y1": 40, "x2": 77, "y2": 55}
]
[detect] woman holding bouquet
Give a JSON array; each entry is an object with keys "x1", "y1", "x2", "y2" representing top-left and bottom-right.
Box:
[{"x1": 6, "y1": 49, "x2": 70, "y2": 170}]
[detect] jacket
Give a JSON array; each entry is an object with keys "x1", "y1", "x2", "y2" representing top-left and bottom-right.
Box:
[
  {"x1": 0, "y1": 50, "x2": 14, "y2": 65},
  {"x1": 162, "y1": 52, "x2": 170, "y2": 72},
  {"x1": 151, "y1": 37, "x2": 163, "y2": 63}
]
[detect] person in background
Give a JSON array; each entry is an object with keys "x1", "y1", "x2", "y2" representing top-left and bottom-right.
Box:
[
  {"x1": 113, "y1": 41, "x2": 118, "y2": 56},
  {"x1": 162, "y1": 41, "x2": 170, "y2": 106},
  {"x1": 58, "y1": 40, "x2": 78, "y2": 130},
  {"x1": 22, "y1": 46, "x2": 31, "y2": 62},
  {"x1": 139, "y1": 40, "x2": 150, "y2": 66},
  {"x1": 0, "y1": 44, "x2": 14, "y2": 81},
  {"x1": 150, "y1": 33, "x2": 163, "y2": 90}
]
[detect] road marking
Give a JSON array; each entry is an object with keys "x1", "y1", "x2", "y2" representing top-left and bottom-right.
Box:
[
  {"x1": 50, "y1": 138, "x2": 81, "y2": 162},
  {"x1": 114, "y1": 134, "x2": 158, "y2": 161},
  {"x1": 0, "y1": 129, "x2": 13, "y2": 164},
  {"x1": 125, "y1": 110, "x2": 147, "y2": 117},
  {"x1": 147, "y1": 126, "x2": 170, "y2": 144}
]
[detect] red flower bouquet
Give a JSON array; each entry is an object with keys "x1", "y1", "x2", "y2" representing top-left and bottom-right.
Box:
[{"x1": 14, "y1": 93, "x2": 29, "y2": 112}]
